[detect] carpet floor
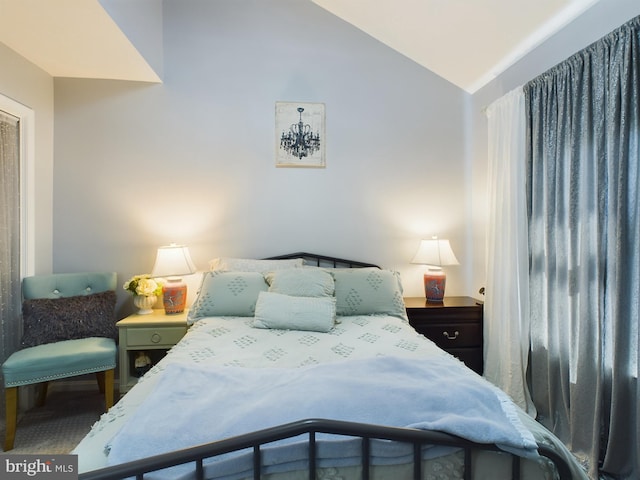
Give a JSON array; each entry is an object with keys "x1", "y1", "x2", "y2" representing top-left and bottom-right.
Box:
[{"x1": 0, "y1": 386, "x2": 109, "y2": 454}]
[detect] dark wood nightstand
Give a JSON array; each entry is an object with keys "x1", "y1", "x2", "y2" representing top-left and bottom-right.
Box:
[{"x1": 404, "y1": 296, "x2": 484, "y2": 374}]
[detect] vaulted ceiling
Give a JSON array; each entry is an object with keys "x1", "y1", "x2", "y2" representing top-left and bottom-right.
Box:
[
  {"x1": 0, "y1": 0, "x2": 161, "y2": 82},
  {"x1": 312, "y1": 0, "x2": 600, "y2": 92},
  {"x1": 0, "y1": 0, "x2": 600, "y2": 92}
]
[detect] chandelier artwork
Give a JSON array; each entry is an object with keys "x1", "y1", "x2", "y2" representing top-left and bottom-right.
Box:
[
  {"x1": 280, "y1": 107, "x2": 321, "y2": 159},
  {"x1": 275, "y1": 102, "x2": 326, "y2": 168}
]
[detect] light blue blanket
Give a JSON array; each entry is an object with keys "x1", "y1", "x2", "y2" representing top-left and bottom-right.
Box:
[{"x1": 107, "y1": 355, "x2": 538, "y2": 479}]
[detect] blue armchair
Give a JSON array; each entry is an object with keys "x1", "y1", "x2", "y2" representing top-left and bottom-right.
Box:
[{"x1": 2, "y1": 272, "x2": 118, "y2": 451}]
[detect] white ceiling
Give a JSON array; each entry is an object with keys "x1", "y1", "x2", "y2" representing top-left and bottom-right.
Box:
[
  {"x1": 0, "y1": 0, "x2": 600, "y2": 92},
  {"x1": 0, "y1": 0, "x2": 161, "y2": 82},
  {"x1": 312, "y1": 0, "x2": 600, "y2": 92}
]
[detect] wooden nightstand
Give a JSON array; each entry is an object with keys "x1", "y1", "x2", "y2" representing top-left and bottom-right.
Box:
[
  {"x1": 117, "y1": 309, "x2": 189, "y2": 394},
  {"x1": 404, "y1": 296, "x2": 484, "y2": 374}
]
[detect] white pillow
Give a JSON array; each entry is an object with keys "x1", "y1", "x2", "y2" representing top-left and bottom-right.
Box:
[
  {"x1": 209, "y1": 257, "x2": 304, "y2": 273},
  {"x1": 265, "y1": 268, "x2": 335, "y2": 297},
  {"x1": 253, "y1": 292, "x2": 336, "y2": 333}
]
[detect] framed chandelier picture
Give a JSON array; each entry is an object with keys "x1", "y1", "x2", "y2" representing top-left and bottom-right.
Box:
[{"x1": 275, "y1": 101, "x2": 325, "y2": 168}]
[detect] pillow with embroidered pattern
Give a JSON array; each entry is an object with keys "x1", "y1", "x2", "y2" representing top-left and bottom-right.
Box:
[
  {"x1": 187, "y1": 271, "x2": 268, "y2": 323},
  {"x1": 209, "y1": 257, "x2": 304, "y2": 273},
  {"x1": 264, "y1": 268, "x2": 334, "y2": 297},
  {"x1": 330, "y1": 268, "x2": 407, "y2": 320}
]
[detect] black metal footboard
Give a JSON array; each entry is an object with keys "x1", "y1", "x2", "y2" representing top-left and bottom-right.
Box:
[{"x1": 78, "y1": 418, "x2": 573, "y2": 480}]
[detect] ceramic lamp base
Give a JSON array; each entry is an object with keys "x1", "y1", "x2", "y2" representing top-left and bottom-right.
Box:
[
  {"x1": 162, "y1": 279, "x2": 188, "y2": 314},
  {"x1": 424, "y1": 269, "x2": 446, "y2": 303}
]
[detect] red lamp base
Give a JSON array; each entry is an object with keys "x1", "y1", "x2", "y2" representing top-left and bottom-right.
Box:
[
  {"x1": 423, "y1": 269, "x2": 446, "y2": 303},
  {"x1": 162, "y1": 279, "x2": 188, "y2": 314}
]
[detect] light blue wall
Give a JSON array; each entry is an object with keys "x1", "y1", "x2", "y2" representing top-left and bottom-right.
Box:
[
  {"x1": 3, "y1": 0, "x2": 635, "y2": 316},
  {"x1": 0, "y1": 42, "x2": 54, "y2": 275},
  {"x1": 2, "y1": 0, "x2": 634, "y2": 317},
  {"x1": 53, "y1": 0, "x2": 467, "y2": 314},
  {"x1": 99, "y1": 0, "x2": 164, "y2": 79}
]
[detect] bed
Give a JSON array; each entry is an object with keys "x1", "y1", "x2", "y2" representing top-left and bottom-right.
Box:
[{"x1": 75, "y1": 253, "x2": 587, "y2": 480}]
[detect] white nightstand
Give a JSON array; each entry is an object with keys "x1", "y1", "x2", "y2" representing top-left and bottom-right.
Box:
[{"x1": 117, "y1": 309, "x2": 189, "y2": 394}]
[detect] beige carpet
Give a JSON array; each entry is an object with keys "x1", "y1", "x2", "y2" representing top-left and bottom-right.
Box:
[{"x1": 0, "y1": 385, "x2": 109, "y2": 454}]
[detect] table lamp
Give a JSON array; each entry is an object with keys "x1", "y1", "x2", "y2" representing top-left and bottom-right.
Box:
[
  {"x1": 411, "y1": 237, "x2": 459, "y2": 303},
  {"x1": 151, "y1": 243, "x2": 197, "y2": 314}
]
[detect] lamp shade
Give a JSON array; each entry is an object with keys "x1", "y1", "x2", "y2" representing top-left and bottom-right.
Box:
[
  {"x1": 151, "y1": 244, "x2": 197, "y2": 314},
  {"x1": 411, "y1": 238, "x2": 459, "y2": 303},
  {"x1": 151, "y1": 244, "x2": 197, "y2": 278},
  {"x1": 411, "y1": 238, "x2": 459, "y2": 266}
]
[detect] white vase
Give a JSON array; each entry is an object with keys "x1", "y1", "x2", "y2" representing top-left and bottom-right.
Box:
[{"x1": 133, "y1": 295, "x2": 157, "y2": 315}]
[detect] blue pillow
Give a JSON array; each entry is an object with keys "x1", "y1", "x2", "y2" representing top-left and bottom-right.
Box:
[
  {"x1": 265, "y1": 268, "x2": 335, "y2": 297},
  {"x1": 188, "y1": 271, "x2": 268, "y2": 323},
  {"x1": 330, "y1": 268, "x2": 407, "y2": 320},
  {"x1": 253, "y1": 292, "x2": 336, "y2": 332}
]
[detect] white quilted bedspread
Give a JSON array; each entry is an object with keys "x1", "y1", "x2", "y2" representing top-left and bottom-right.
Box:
[
  {"x1": 74, "y1": 314, "x2": 449, "y2": 472},
  {"x1": 169, "y1": 314, "x2": 448, "y2": 369},
  {"x1": 73, "y1": 315, "x2": 588, "y2": 480}
]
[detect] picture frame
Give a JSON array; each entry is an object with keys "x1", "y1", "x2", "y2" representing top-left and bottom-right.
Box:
[{"x1": 275, "y1": 102, "x2": 326, "y2": 168}]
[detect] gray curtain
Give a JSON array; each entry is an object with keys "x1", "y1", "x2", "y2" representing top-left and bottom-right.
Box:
[
  {"x1": 0, "y1": 110, "x2": 21, "y2": 373},
  {"x1": 525, "y1": 16, "x2": 639, "y2": 479}
]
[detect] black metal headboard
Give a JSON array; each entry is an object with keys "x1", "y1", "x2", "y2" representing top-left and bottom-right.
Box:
[{"x1": 265, "y1": 252, "x2": 380, "y2": 269}]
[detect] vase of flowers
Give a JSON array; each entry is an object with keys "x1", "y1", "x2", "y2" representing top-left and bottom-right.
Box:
[{"x1": 123, "y1": 274, "x2": 163, "y2": 315}]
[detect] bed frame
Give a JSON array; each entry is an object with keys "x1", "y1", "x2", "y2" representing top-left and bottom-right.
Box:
[
  {"x1": 77, "y1": 253, "x2": 574, "y2": 480},
  {"x1": 79, "y1": 418, "x2": 572, "y2": 480},
  {"x1": 266, "y1": 252, "x2": 380, "y2": 269}
]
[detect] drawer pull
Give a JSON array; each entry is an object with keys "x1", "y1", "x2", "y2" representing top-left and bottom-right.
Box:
[
  {"x1": 443, "y1": 330, "x2": 459, "y2": 340},
  {"x1": 150, "y1": 332, "x2": 162, "y2": 343}
]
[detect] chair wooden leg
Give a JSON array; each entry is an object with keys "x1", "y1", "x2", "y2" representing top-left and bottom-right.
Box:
[
  {"x1": 104, "y1": 369, "x2": 114, "y2": 410},
  {"x1": 36, "y1": 382, "x2": 49, "y2": 407},
  {"x1": 95, "y1": 371, "x2": 105, "y2": 394},
  {"x1": 96, "y1": 370, "x2": 114, "y2": 410},
  {"x1": 4, "y1": 386, "x2": 18, "y2": 451}
]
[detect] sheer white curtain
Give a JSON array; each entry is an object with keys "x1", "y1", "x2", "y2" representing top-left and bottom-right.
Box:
[
  {"x1": 0, "y1": 110, "x2": 21, "y2": 372},
  {"x1": 484, "y1": 88, "x2": 536, "y2": 416}
]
